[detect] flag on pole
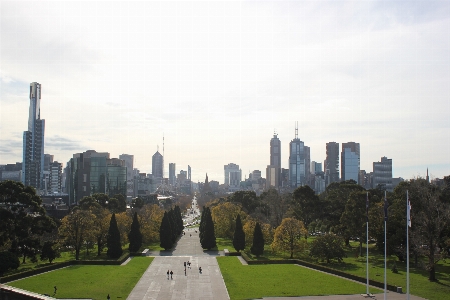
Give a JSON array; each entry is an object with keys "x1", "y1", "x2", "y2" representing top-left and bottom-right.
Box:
[
  {"x1": 366, "y1": 192, "x2": 369, "y2": 222},
  {"x1": 384, "y1": 193, "x2": 388, "y2": 222},
  {"x1": 407, "y1": 198, "x2": 411, "y2": 228}
]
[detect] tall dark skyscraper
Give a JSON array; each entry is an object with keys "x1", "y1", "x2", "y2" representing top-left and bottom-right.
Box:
[
  {"x1": 270, "y1": 132, "x2": 281, "y2": 168},
  {"x1": 22, "y1": 82, "x2": 45, "y2": 189},
  {"x1": 325, "y1": 142, "x2": 339, "y2": 185},
  {"x1": 266, "y1": 132, "x2": 281, "y2": 188},
  {"x1": 289, "y1": 124, "x2": 306, "y2": 188}
]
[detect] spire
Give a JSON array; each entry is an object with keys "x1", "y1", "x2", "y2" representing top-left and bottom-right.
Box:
[
  {"x1": 426, "y1": 168, "x2": 429, "y2": 183},
  {"x1": 295, "y1": 121, "x2": 298, "y2": 139}
]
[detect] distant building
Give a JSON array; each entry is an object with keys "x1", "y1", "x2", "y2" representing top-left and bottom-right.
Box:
[
  {"x1": 288, "y1": 124, "x2": 307, "y2": 188},
  {"x1": 341, "y1": 142, "x2": 360, "y2": 183},
  {"x1": 359, "y1": 170, "x2": 371, "y2": 190},
  {"x1": 119, "y1": 154, "x2": 134, "y2": 199},
  {"x1": 267, "y1": 132, "x2": 281, "y2": 189},
  {"x1": 372, "y1": 157, "x2": 393, "y2": 192},
  {"x1": 266, "y1": 165, "x2": 279, "y2": 189},
  {"x1": 152, "y1": 151, "x2": 163, "y2": 183},
  {"x1": 0, "y1": 163, "x2": 22, "y2": 182},
  {"x1": 311, "y1": 161, "x2": 322, "y2": 174},
  {"x1": 65, "y1": 150, "x2": 126, "y2": 204},
  {"x1": 22, "y1": 82, "x2": 45, "y2": 190},
  {"x1": 324, "y1": 142, "x2": 339, "y2": 186},
  {"x1": 188, "y1": 165, "x2": 191, "y2": 180},
  {"x1": 169, "y1": 163, "x2": 176, "y2": 186},
  {"x1": 224, "y1": 163, "x2": 241, "y2": 191},
  {"x1": 49, "y1": 161, "x2": 62, "y2": 194}
]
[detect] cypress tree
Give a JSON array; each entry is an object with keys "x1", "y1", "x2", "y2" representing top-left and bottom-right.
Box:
[
  {"x1": 107, "y1": 213, "x2": 123, "y2": 259},
  {"x1": 174, "y1": 205, "x2": 184, "y2": 234},
  {"x1": 199, "y1": 207, "x2": 206, "y2": 241},
  {"x1": 250, "y1": 222, "x2": 265, "y2": 257},
  {"x1": 128, "y1": 212, "x2": 143, "y2": 253},
  {"x1": 201, "y1": 207, "x2": 216, "y2": 250},
  {"x1": 168, "y1": 209, "x2": 177, "y2": 243},
  {"x1": 159, "y1": 212, "x2": 173, "y2": 250},
  {"x1": 232, "y1": 214, "x2": 245, "y2": 252}
]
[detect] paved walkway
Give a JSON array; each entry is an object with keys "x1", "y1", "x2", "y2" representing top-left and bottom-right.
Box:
[{"x1": 127, "y1": 229, "x2": 229, "y2": 300}]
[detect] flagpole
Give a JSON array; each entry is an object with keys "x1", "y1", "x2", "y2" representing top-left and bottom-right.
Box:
[
  {"x1": 407, "y1": 190, "x2": 410, "y2": 300},
  {"x1": 366, "y1": 192, "x2": 369, "y2": 296},
  {"x1": 384, "y1": 190, "x2": 387, "y2": 300}
]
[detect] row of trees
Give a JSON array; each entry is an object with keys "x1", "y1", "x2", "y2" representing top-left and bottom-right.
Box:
[
  {"x1": 0, "y1": 180, "x2": 168, "y2": 275},
  {"x1": 159, "y1": 206, "x2": 184, "y2": 250},
  {"x1": 201, "y1": 177, "x2": 450, "y2": 281}
]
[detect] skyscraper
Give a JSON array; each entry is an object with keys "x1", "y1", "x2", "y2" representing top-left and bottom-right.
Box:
[
  {"x1": 270, "y1": 132, "x2": 281, "y2": 168},
  {"x1": 324, "y1": 142, "x2": 339, "y2": 185},
  {"x1": 22, "y1": 82, "x2": 45, "y2": 190},
  {"x1": 169, "y1": 163, "x2": 176, "y2": 186},
  {"x1": 341, "y1": 142, "x2": 360, "y2": 183},
  {"x1": 266, "y1": 132, "x2": 281, "y2": 189},
  {"x1": 152, "y1": 151, "x2": 163, "y2": 182},
  {"x1": 288, "y1": 124, "x2": 306, "y2": 188}
]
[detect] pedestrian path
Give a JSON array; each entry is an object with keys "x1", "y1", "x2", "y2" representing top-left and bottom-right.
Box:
[{"x1": 127, "y1": 228, "x2": 229, "y2": 300}]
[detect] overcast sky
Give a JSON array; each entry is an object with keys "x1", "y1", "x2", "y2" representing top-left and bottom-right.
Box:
[{"x1": 1, "y1": 0, "x2": 449, "y2": 184}]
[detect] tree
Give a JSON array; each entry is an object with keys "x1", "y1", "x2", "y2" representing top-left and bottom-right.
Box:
[
  {"x1": 291, "y1": 185, "x2": 321, "y2": 228},
  {"x1": 92, "y1": 193, "x2": 109, "y2": 208},
  {"x1": 79, "y1": 196, "x2": 101, "y2": 210},
  {"x1": 233, "y1": 214, "x2": 245, "y2": 252},
  {"x1": 40, "y1": 241, "x2": 60, "y2": 263},
  {"x1": 0, "y1": 180, "x2": 55, "y2": 261},
  {"x1": 259, "y1": 189, "x2": 289, "y2": 228},
  {"x1": 59, "y1": 208, "x2": 94, "y2": 260},
  {"x1": 107, "y1": 213, "x2": 123, "y2": 259},
  {"x1": 243, "y1": 217, "x2": 273, "y2": 246},
  {"x1": 250, "y1": 222, "x2": 264, "y2": 257},
  {"x1": 406, "y1": 178, "x2": 450, "y2": 281},
  {"x1": 321, "y1": 180, "x2": 364, "y2": 236},
  {"x1": 271, "y1": 218, "x2": 307, "y2": 259},
  {"x1": 159, "y1": 212, "x2": 173, "y2": 250},
  {"x1": 310, "y1": 234, "x2": 346, "y2": 263},
  {"x1": 212, "y1": 202, "x2": 246, "y2": 239},
  {"x1": 0, "y1": 251, "x2": 20, "y2": 276},
  {"x1": 339, "y1": 191, "x2": 368, "y2": 255},
  {"x1": 200, "y1": 207, "x2": 216, "y2": 250},
  {"x1": 131, "y1": 197, "x2": 145, "y2": 209},
  {"x1": 139, "y1": 204, "x2": 164, "y2": 243},
  {"x1": 128, "y1": 212, "x2": 143, "y2": 252},
  {"x1": 227, "y1": 191, "x2": 259, "y2": 214},
  {"x1": 114, "y1": 212, "x2": 132, "y2": 246},
  {"x1": 111, "y1": 194, "x2": 127, "y2": 213}
]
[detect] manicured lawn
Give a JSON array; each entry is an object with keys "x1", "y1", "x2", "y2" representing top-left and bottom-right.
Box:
[
  {"x1": 7, "y1": 257, "x2": 153, "y2": 300},
  {"x1": 217, "y1": 256, "x2": 380, "y2": 300},
  {"x1": 239, "y1": 238, "x2": 450, "y2": 300}
]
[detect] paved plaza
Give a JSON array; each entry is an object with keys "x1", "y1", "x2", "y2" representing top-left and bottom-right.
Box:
[{"x1": 127, "y1": 227, "x2": 428, "y2": 300}]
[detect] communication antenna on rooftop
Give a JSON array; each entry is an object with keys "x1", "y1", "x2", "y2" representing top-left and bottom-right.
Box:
[{"x1": 295, "y1": 121, "x2": 298, "y2": 139}]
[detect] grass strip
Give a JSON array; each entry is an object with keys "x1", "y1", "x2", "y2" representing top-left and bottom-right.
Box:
[
  {"x1": 7, "y1": 257, "x2": 153, "y2": 300},
  {"x1": 217, "y1": 256, "x2": 380, "y2": 300}
]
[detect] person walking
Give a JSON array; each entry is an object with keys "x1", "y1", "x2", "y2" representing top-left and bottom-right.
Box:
[
  {"x1": 167, "y1": 270, "x2": 169, "y2": 279},
  {"x1": 199, "y1": 267, "x2": 202, "y2": 274},
  {"x1": 170, "y1": 270, "x2": 173, "y2": 279}
]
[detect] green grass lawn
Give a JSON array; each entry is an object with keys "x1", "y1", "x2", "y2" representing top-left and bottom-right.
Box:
[
  {"x1": 219, "y1": 237, "x2": 450, "y2": 300},
  {"x1": 217, "y1": 256, "x2": 380, "y2": 300},
  {"x1": 7, "y1": 257, "x2": 153, "y2": 300}
]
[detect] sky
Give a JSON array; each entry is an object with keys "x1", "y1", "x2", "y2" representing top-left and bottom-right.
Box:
[{"x1": 1, "y1": 0, "x2": 449, "y2": 184}]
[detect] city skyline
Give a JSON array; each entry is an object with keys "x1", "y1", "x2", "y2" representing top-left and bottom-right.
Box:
[{"x1": 1, "y1": 1, "x2": 449, "y2": 184}]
